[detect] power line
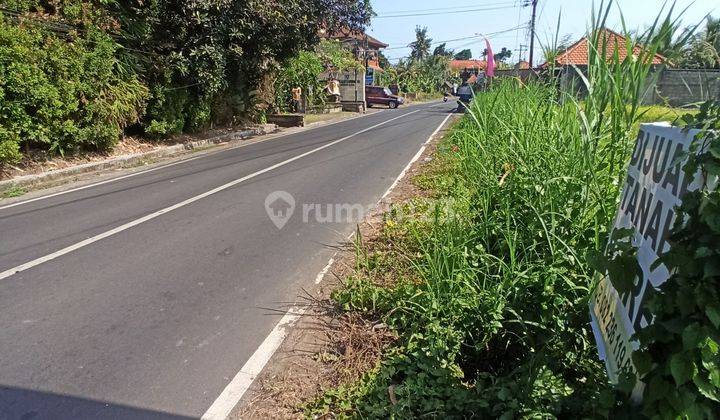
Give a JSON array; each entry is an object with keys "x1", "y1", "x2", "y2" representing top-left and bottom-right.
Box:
[
  {"x1": 384, "y1": 24, "x2": 529, "y2": 52},
  {"x1": 377, "y1": 1, "x2": 518, "y2": 15},
  {"x1": 375, "y1": 4, "x2": 520, "y2": 19},
  {"x1": 385, "y1": 25, "x2": 529, "y2": 62}
]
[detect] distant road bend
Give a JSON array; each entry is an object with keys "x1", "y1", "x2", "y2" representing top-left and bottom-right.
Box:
[{"x1": 0, "y1": 102, "x2": 455, "y2": 419}]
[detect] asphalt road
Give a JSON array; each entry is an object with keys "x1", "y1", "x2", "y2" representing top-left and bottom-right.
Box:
[{"x1": 0, "y1": 101, "x2": 455, "y2": 419}]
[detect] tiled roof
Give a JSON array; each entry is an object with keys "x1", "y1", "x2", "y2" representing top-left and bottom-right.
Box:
[
  {"x1": 545, "y1": 29, "x2": 665, "y2": 67},
  {"x1": 326, "y1": 29, "x2": 388, "y2": 49},
  {"x1": 450, "y1": 60, "x2": 487, "y2": 70}
]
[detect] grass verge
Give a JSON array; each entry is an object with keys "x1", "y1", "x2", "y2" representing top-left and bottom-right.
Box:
[
  {"x1": 1, "y1": 185, "x2": 26, "y2": 198},
  {"x1": 306, "y1": 80, "x2": 623, "y2": 418}
]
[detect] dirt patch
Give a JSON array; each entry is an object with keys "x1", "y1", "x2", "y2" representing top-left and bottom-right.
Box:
[{"x1": 231, "y1": 115, "x2": 457, "y2": 419}]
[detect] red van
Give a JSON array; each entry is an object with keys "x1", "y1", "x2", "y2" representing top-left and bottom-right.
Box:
[{"x1": 365, "y1": 86, "x2": 404, "y2": 109}]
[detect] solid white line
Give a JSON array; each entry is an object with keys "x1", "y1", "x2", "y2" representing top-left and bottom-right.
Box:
[
  {"x1": 381, "y1": 113, "x2": 453, "y2": 200},
  {"x1": 315, "y1": 257, "x2": 335, "y2": 284},
  {"x1": 0, "y1": 110, "x2": 420, "y2": 281},
  {"x1": 0, "y1": 154, "x2": 207, "y2": 211},
  {"x1": 0, "y1": 106, "x2": 401, "y2": 211},
  {"x1": 200, "y1": 254, "x2": 338, "y2": 420},
  {"x1": 200, "y1": 110, "x2": 455, "y2": 420}
]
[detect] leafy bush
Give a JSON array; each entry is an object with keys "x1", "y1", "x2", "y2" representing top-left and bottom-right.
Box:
[
  {"x1": 274, "y1": 40, "x2": 360, "y2": 113},
  {"x1": 617, "y1": 101, "x2": 720, "y2": 418},
  {"x1": 0, "y1": 13, "x2": 147, "y2": 160},
  {"x1": 0, "y1": 1, "x2": 373, "y2": 163},
  {"x1": 378, "y1": 55, "x2": 455, "y2": 94}
]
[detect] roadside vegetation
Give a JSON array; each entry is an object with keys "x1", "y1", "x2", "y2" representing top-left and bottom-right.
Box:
[
  {"x1": 274, "y1": 40, "x2": 361, "y2": 113},
  {"x1": 307, "y1": 2, "x2": 720, "y2": 418},
  {"x1": 378, "y1": 27, "x2": 459, "y2": 96},
  {"x1": 0, "y1": 1, "x2": 372, "y2": 170}
]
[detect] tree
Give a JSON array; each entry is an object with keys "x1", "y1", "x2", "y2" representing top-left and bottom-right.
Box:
[
  {"x1": 678, "y1": 16, "x2": 720, "y2": 69},
  {"x1": 482, "y1": 47, "x2": 512, "y2": 63},
  {"x1": 433, "y1": 43, "x2": 453, "y2": 57},
  {"x1": 409, "y1": 26, "x2": 432, "y2": 61},
  {"x1": 0, "y1": 0, "x2": 375, "y2": 164},
  {"x1": 378, "y1": 51, "x2": 390, "y2": 69},
  {"x1": 494, "y1": 47, "x2": 512, "y2": 62},
  {"x1": 453, "y1": 49, "x2": 472, "y2": 60}
]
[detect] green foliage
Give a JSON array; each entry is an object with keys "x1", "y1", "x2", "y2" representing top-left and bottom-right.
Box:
[
  {"x1": 310, "y1": 80, "x2": 622, "y2": 418},
  {"x1": 0, "y1": 184, "x2": 25, "y2": 198},
  {"x1": 453, "y1": 49, "x2": 472, "y2": 60},
  {"x1": 0, "y1": 0, "x2": 373, "y2": 162},
  {"x1": 409, "y1": 26, "x2": 432, "y2": 61},
  {"x1": 379, "y1": 55, "x2": 454, "y2": 94},
  {"x1": 432, "y1": 42, "x2": 452, "y2": 57},
  {"x1": 0, "y1": 12, "x2": 148, "y2": 160},
  {"x1": 274, "y1": 51, "x2": 324, "y2": 113},
  {"x1": 623, "y1": 101, "x2": 720, "y2": 418},
  {"x1": 113, "y1": 0, "x2": 372, "y2": 130},
  {"x1": 274, "y1": 40, "x2": 360, "y2": 112},
  {"x1": 677, "y1": 16, "x2": 720, "y2": 69}
]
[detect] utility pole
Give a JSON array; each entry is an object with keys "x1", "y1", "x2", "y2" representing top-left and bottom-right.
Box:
[
  {"x1": 528, "y1": 0, "x2": 538, "y2": 68},
  {"x1": 518, "y1": 44, "x2": 528, "y2": 62}
]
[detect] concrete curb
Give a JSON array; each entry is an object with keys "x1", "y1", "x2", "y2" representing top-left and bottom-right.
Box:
[
  {"x1": 0, "y1": 125, "x2": 276, "y2": 192},
  {"x1": 0, "y1": 101, "x2": 434, "y2": 194}
]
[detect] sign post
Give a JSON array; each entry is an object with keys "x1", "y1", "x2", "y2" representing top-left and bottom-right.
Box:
[{"x1": 590, "y1": 123, "x2": 709, "y2": 392}]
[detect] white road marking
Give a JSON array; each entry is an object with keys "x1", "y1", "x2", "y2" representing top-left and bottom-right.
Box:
[
  {"x1": 200, "y1": 109, "x2": 455, "y2": 420},
  {"x1": 0, "y1": 105, "x2": 402, "y2": 211},
  {"x1": 315, "y1": 257, "x2": 335, "y2": 284},
  {"x1": 381, "y1": 113, "x2": 453, "y2": 200},
  {"x1": 0, "y1": 110, "x2": 420, "y2": 281},
  {"x1": 200, "y1": 254, "x2": 338, "y2": 420},
  {"x1": 0, "y1": 154, "x2": 207, "y2": 211}
]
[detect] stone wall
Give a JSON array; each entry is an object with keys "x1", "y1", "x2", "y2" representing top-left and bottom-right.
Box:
[
  {"x1": 321, "y1": 69, "x2": 365, "y2": 104},
  {"x1": 556, "y1": 66, "x2": 720, "y2": 107},
  {"x1": 648, "y1": 69, "x2": 720, "y2": 106}
]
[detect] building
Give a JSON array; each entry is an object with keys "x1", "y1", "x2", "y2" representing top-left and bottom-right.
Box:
[
  {"x1": 540, "y1": 29, "x2": 720, "y2": 106},
  {"x1": 326, "y1": 29, "x2": 388, "y2": 85},
  {"x1": 450, "y1": 59, "x2": 487, "y2": 82},
  {"x1": 541, "y1": 28, "x2": 666, "y2": 68}
]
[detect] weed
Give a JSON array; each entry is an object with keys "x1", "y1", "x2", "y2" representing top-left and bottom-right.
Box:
[{"x1": 1, "y1": 185, "x2": 26, "y2": 198}]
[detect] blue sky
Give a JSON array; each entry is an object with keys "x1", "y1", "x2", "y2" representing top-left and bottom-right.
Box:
[{"x1": 367, "y1": 0, "x2": 716, "y2": 66}]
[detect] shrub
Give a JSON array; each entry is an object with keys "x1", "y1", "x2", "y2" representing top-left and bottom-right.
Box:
[{"x1": 0, "y1": 14, "x2": 148, "y2": 160}]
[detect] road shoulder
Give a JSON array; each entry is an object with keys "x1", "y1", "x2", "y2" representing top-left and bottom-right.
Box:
[
  {"x1": 229, "y1": 113, "x2": 457, "y2": 419},
  {"x1": 0, "y1": 108, "x2": 389, "y2": 203}
]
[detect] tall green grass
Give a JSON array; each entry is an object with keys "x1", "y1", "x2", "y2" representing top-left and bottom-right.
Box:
[
  {"x1": 308, "y1": 2, "x2": 694, "y2": 418},
  {"x1": 311, "y1": 81, "x2": 620, "y2": 418}
]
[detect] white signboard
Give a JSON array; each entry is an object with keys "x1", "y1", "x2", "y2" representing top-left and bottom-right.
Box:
[{"x1": 589, "y1": 123, "x2": 709, "y2": 385}]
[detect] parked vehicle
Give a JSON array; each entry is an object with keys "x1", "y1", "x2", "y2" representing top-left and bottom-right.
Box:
[{"x1": 365, "y1": 86, "x2": 404, "y2": 109}]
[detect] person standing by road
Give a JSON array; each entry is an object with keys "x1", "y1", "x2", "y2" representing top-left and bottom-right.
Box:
[{"x1": 291, "y1": 86, "x2": 302, "y2": 113}]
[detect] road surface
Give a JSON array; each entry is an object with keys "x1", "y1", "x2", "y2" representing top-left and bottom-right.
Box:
[{"x1": 0, "y1": 102, "x2": 454, "y2": 419}]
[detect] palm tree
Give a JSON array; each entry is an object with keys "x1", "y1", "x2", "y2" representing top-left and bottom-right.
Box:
[
  {"x1": 409, "y1": 26, "x2": 432, "y2": 61},
  {"x1": 680, "y1": 16, "x2": 720, "y2": 69}
]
